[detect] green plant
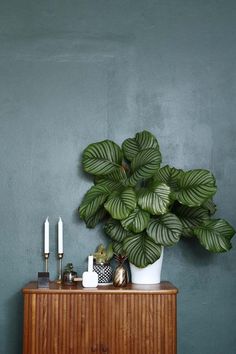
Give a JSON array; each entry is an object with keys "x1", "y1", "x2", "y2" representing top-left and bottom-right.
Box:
[
  {"x1": 93, "y1": 244, "x2": 113, "y2": 264},
  {"x1": 64, "y1": 263, "x2": 74, "y2": 272},
  {"x1": 79, "y1": 130, "x2": 235, "y2": 268}
]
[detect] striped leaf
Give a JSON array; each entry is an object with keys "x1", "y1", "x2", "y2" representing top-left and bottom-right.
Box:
[
  {"x1": 154, "y1": 165, "x2": 184, "y2": 192},
  {"x1": 104, "y1": 187, "x2": 137, "y2": 220},
  {"x1": 138, "y1": 181, "x2": 171, "y2": 215},
  {"x1": 104, "y1": 220, "x2": 130, "y2": 242},
  {"x1": 121, "y1": 207, "x2": 150, "y2": 233},
  {"x1": 79, "y1": 183, "x2": 111, "y2": 220},
  {"x1": 173, "y1": 169, "x2": 217, "y2": 207},
  {"x1": 202, "y1": 199, "x2": 217, "y2": 216},
  {"x1": 82, "y1": 140, "x2": 123, "y2": 176},
  {"x1": 94, "y1": 179, "x2": 123, "y2": 191},
  {"x1": 147, "y1": 213, "x2": 182, "y2": 246},
  {"x1": 84, "y1": 208, "x2": 108, "y2": 228},
  {"x1": 122, "y1": 130, "x2": 160, "y2": 161},
  {"x1": 128, "y1": 148, "x2": 162, "y2": 186},
  {"x1": 95, "y1": 166, "x2": 127, "y2": 187},
  {"x1": 123, "y1": 232, "x2": 162, "y2": 268},
  {"x1": 173, "y1": 203, "x2": 210, "y2": 237},
  {"x1": 194, "y1": 219, "x2": 235, "y2": 253},
  {"x1": 112, "y1": 241, "x2": 125, "y2": 256}
]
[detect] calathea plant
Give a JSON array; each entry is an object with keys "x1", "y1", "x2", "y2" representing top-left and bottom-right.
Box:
[{"x1": 79, "y1": 131, "x2": 235, "y2": 268}]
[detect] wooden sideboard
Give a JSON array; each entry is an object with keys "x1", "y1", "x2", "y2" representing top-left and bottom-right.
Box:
[{"x1": 23, "y1": 281, "x2": 178, "y2": 354}]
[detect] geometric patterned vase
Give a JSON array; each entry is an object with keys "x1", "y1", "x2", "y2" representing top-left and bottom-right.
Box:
[{"x1": 93, "y1": 262, "x2": 113, "y2": 283}]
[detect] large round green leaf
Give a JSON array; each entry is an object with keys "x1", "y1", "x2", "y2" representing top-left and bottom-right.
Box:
[
  {"x1": 173, "y1": 203, "x2": 210, "y2": 237},
  {"x1": 128, "y1": 148, "x2": 162, "y2": 186},
  {"x1": 95, "y1": 179, "x2": 122, "y2": 191},
  {"x1": 138, "y1": 181, "x2": 171, "y2": 215},
  {"x1": 202, "y1": 198, "x2": 217, "y2": 216},
  {"x1": 104, "y1": 187, "x2": 137, "y2": 220},
  {"x1": 173, "y1": 169, "x2": 217, "y2": 207},
  {"x1": 123, "y1": 232, "x2": 162, "y2": 268},
  {"x1": 147, "y1": 213, "x2": 182, "y2": 246},
  {"x1": 112, "y1": 241, "x2": 125, "y2": 256},
  {"x1": 95, "y1": 167, "x2": 127, "y2": 187},
  {"x1": 122, "y1": 130, "x2": 160, "y2": 161},
  {"x1": 194, "y1": 219, "x2": 235, "y2": 253},
  {"x1": 121, "y1": 207, "x2": 150, "y2": 233},
  {"x1": 79, "y1": 183, "x2": 111, "y2": 220},
  {"x1": 154, "y1": 165, "x2": 184, "y2": 192},
  {"x1": 82, "y1": 140, "x2": 123, "y2": 176},
  {"x1": 104, "y1": 220, "x2": 130, "y2": 242},
  {"x1": 84, "y1": 208, "x2": 108, "y2": 228}
]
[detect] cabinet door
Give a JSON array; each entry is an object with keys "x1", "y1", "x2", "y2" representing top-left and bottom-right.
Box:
[
  {"x1": 99, "y1": 293, "x2": 177, "y2": 354},
  {"x1": 23, "y1": 293, "x2": 101, "y2": 354}
]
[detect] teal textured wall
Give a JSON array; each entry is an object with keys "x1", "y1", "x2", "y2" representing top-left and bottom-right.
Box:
[{"x1": 0, "y1": 1, "x2": 236, "y2": 353}]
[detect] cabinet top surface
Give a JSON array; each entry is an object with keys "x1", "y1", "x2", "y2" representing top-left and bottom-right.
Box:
[{"x1": 23, "y1": 281, "x2": 178, "y2": 294}]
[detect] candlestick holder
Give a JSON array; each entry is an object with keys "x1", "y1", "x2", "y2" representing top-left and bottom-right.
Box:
[
  {"x1": 56, "y1": 253, "x2": 63, "y2": 283},
  {"x1": 44, "y1": 253, "x2": 50, "y2": 272}
]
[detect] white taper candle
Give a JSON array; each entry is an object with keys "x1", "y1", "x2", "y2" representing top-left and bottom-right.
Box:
[
  {"x1": 44, "y1": 217, "x2": 49, "y2": 254},
  {"x1": 58, "y1": 217, "x2": 63, "y2": 254}
]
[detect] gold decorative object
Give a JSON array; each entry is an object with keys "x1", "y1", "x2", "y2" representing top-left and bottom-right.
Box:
[
  {"x1": 44, "y1": 253, "x2": 49, "y2": 272},
  {"x1": 56, "y1": 253, "x2": 63, "y2": 283},
  {"x1": 113, "y1": 255, "x2": 128, "y2": 287}
]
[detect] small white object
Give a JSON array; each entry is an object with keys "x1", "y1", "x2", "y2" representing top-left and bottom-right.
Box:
[
  {"x1": 58, "y1": 217, "x2": 63, "y2": 254},
  {"x1": 130, "y1": 247, "x2": 164, "y2": 284},
  {"x1": 44, "y1": 217, "x2": 49, "y2": 254},
  {"x1": 88, "y1": 255, "x2": 94, "y2": 272},
  {"x1": 82, "y1": 255, "x2": 98, "y2": 287},
  {"x1": 82, "y1": 271, "x2": 98, "y2": 288}
]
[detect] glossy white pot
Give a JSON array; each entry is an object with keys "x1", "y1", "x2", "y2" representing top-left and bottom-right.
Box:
[{"x1": 129, "y1": 247, "x2": 164, "y2": 284}]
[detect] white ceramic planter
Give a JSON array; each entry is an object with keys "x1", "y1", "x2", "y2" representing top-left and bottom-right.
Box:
[{"x1": 129, "y1": 247, "x2": 164, "y2": 284}]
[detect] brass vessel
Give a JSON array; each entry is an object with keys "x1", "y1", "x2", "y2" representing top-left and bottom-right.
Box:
[{"x1": 113, "y1": 255, "x2": 128, "y2": 287}]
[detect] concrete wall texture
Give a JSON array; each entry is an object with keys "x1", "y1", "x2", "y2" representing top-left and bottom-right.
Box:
[{"x1": 0, "y1": 1, "x2": 236, "y2": 353}]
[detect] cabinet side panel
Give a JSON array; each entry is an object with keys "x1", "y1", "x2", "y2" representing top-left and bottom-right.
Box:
[
  {"x1": 172, "y1": 295, "x2": 177, "y2": 354},
  {"x1": 23, "y1": 294, "x2": 29, "y2": 354},
  {"x1": 31, "y1": 294, "x2": 37, "y2": 354},
  {"x1": 163, "y1": 294, "x2": 177, "y2": 354},
  {"x1": 23, "y1": 293, "x2": 37, "y2": 354}
]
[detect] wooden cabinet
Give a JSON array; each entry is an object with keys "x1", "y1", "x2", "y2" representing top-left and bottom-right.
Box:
[{"x1": 23, "y1": 281, "x2": 178, "y2": 354}]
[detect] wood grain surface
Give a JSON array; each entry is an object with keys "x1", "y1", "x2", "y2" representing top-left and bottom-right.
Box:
[{"x1": 23, "y1": 281, "x2": 178, "y2": 354}]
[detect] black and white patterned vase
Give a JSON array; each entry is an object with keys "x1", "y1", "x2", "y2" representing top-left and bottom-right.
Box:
[{"x1": 93, "y1": 262, "x2": 113, "y2": 284}]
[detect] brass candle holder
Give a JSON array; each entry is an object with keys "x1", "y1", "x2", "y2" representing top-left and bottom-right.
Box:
[
  {"x1": 56, "y1": 253, "x2": 63, "y2": 283},
  {"x1": 44, "y1": 253, "x2": 50, "y2": 272}
]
